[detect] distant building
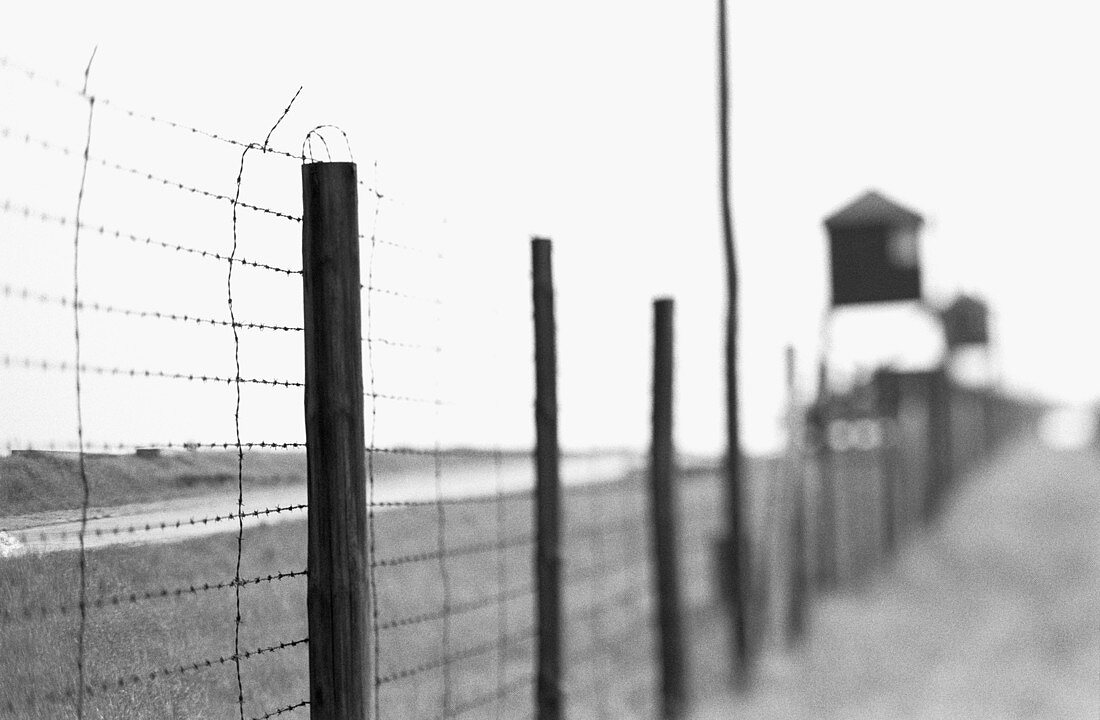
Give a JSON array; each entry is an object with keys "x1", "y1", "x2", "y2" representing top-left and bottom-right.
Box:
[{"x1": 940, "y1": 294, "x2": 990, "y2": 349}]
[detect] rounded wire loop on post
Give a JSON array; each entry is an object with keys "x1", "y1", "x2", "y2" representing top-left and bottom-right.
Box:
[{"x1": 301, "y1": 125, "x2": 355, "y2": 165}]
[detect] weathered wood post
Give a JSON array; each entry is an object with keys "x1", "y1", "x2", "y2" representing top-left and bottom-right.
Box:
[
  {"x1": 649, "y1": 298, "x2": 686, "y2": 720},
  {"x1": 301, "y1": 161, "x2": 371, "y2": 719},
  {"x1": 812, "y1": 359, "x2": 837, "y2": 590},
  {"x1": 875, "y1": 370, "x2": 899, "y2": 559},
  {"x1": 531, "y1": 237, "x2": 562, "y2": 720},
  {"x1": 923, "y1": 368, "x2": 953, "y2": 523}
]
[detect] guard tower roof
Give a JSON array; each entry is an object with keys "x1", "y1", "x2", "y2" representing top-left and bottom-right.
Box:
[{"x1": 824, "y1": 190, "x2": 924, "y2": 230}]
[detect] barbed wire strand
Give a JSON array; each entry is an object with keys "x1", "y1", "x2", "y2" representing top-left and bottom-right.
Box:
[
  {"x1": 228, "y1": 85, "x2": 302, "y2": 720},
  {"x1": 13, "y1": 638, "x2": 309, "y2": 713},
  {"x1": 5, "y1": 503, "x2": 307, "y2": 544},
  {"x1": 0, "y1": 125, "x2": 300, "y2": 221},
  {"x1": 377, "y1": 627, "x2": 535, "y2": 686},
  {"x1": 1, "y1": 438, "x2": 538, "y2": 465},
  {"x1": 0, "y1": 285, "x2": 445, "y2": 343},
  {"x1": 0, "y1": 439, "x2": 308, "y2": 453},
  {"x1": 0, "y1": 282, "x2": 301, "y2": 332},
  {"x1": 440, "y1": 674, "x2": 534, "y2": 720},
  {"x1": 71, "y1": 45, "x2": 97, "y2": 720},
  {"x1": 250, "y1": 699, "x2": 310, "y2": 720},
  {"x1": 371, "y1": 533, "x2": 532, "y2": 570},
  {"x1": 0, "y1": 56, "x2": 304, "y2": 162},
  {"x1": 1, "y1": 570, "x2": 307, "y2": 627},
  {"x1": 0, "y1": 199, "x2": 301, "y2": 275},
  {"x1": 0, "y1": 56, "x2": 454, "y2": 250},
  {"x1": 1, "y1": 354, "x2": 302, "y2": 387},
  {"x1": 377, "y1": 582, "x2": 532, "y2": 633}
]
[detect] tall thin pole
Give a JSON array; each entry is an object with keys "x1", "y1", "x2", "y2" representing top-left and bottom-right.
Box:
[
  {"x1": 784, "y1": 346, "x2": 808, "y2": 647},
  {"x1": 649, "y1": 298, "x2": 686, "y2": 719},
  {"x1": 301, "y1": 161, "x2": 371, "y2": 719},
  {"x1": 531, "y1": 237, "x2": 562, "y2": 720},
  {"x1": 717, "y1": 0, "x2": 750, "y2": 688}
]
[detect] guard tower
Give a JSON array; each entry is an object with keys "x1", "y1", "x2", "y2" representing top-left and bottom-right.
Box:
[
  {"x1": 941, "y1": 294, "x2": 990, "y2": 349},
  {"x1": 825, "y1": 190, "x2": 924, "y2": 307}
]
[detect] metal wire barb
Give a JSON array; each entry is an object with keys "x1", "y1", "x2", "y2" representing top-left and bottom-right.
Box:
[
  {"x1": 7, "y1": 503, "x2": 307, "y2": 544},
  {"x1": 1, "y1": 570, "x2": 308, "y2": 626},
  {"x1": 2, "y1": 353, "x2": 302, "y2": 387},
  {"x1": 371, "y1": 533, "x2": 533, "y2": 570},
  {"x1": 1, "y1": 282, "x2": 302, "y2": 332},
  {"x1": 0, "y1": 199, "x2": 302, "y2": 275},
  {"x1": 377, "y1": 627, "x2": 535, "y2": 686},
  {"x1": 250, "y1": 700, "x2": 310, "y2": 720},
  {"x1": 0, "y1": 125, "x2": 301, "y2": 221}
]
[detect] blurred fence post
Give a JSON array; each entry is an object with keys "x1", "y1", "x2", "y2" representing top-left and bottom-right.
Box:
[
  {"x1": 923, "y1": 369, "x2": 953, "y2": 522},
  {"x1": 649, "y1": 298, "x2": 686, "y2": 719},
  {"x1": 812, "y1": 359, "x2": 837, "y2": 590},
  {"x1": 301, "y1": 161, "x2": 371, "y2": 719},
  {"x1": 531, "y1": 237, "x2": 562, "y2": 720},
  {"x1": 875, "y1": 371, "x2": 898, "y2": 559}
]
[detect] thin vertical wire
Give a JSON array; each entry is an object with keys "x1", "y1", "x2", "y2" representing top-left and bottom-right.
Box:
[
  {"x1": 588, "y1": 489, "x2": 611, "y2": 720},
  {"x1": 432, "y1": 246, "x2": 453, "y2": 714},
  {"x1": 228, "y1": 89, "x2": 301, "y2": 720},
  {"x1": 364, "y1": 166, "x2": 383, "y2": 719},
  {"x1": 229, "y1": 142, "x2": 253, "y2": 720},
  {"x1": 717, "y1": 0, "x2": 750, "y2": 687},
  {"x1": 72, "y1": 46, "x2": 98, "y2": 720},
  {"x1": 493, "y1": 447, "x2": 508, "y2": 720}
]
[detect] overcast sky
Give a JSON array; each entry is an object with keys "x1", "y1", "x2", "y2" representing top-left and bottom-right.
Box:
[{"x1": 1, "y1": 1, "x2": 1097, "y2": 455}]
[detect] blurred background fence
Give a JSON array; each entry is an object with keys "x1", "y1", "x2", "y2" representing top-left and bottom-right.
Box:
[{"x1": 0, "y1": 49, "x2": 1051, "y2": 720}]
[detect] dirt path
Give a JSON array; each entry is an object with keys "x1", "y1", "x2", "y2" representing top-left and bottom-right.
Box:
[
  {"x1": 0, "y1": 454, "x2": 638, "y2": 556},
  {"x1": 691, "y1": 441, "x2": 1100, "y2": 719}
]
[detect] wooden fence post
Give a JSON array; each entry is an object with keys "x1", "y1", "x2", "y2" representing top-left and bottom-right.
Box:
[
  {"x1": 923, "y1": 368, "x2": 953, "y2": 522},
  {"x1": 875, "y1": 371, "x2": 899, "y2": 559},
  {"x1": 301, "y1": 161, "x2": 371, "y2": 719},
  {"x1": 812, "y1": 359, "x2": 837, "y2": 590},
  {"x1": 531, "y1": 237, "x2": 562, "y2": 720},
  {"x1": 649, "y1": 298, "x2": 686, "y2": 720}
]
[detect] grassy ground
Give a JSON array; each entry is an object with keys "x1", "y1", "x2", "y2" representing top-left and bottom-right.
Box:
[
  {"x1": 0, "y1": 463, "x2": 704, "y2": 720},
  {"x1": 11, "y1": 431, "x2": 1068, "y2": 720},
  {"x1": 692, "y1": 441, "x2": 1100, "y2": 719}
]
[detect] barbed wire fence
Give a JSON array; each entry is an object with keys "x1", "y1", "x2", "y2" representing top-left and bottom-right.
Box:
[
  {"x1": 0, "y1": 51, "x2": 318, "y2": 720},
  {"x1": 0, "y1": 48, "x2": 1049, "y2": 720},
  {"x1": 0, "y1": 49, "x2": 545, "y2": 720}
]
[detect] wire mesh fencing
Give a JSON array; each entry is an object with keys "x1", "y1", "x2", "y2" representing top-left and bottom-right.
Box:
[
  {"x1": 0, "y1": 49, "x2": 542, "y2": 720},
  {"x1": 1, "y1": 48, "x2": 1050, "y2": 720},
  {"x1": 0, "y1": 52, "x2": 317, "y2": 720}
]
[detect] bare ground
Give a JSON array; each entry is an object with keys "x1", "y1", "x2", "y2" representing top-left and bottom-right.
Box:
[{"x1": 691, "y1": 441, "x2": 1100, "y2": 719}]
